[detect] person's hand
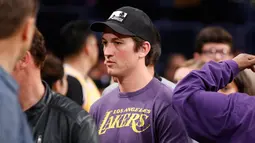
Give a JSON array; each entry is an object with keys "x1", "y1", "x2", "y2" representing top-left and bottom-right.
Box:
[{"x1": 232, "y1": 53, "x2": 255, "y2": 72}]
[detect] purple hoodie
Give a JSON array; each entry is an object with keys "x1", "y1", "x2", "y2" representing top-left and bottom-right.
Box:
[{"x1": 173, "y1": 60, "x2": 255, "y2": 143}]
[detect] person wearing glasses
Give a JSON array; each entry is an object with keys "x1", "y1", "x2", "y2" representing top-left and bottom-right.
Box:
[
  {"x1": 193, "y1": 26, "x2": 234, "y2": 63},
  {"x1": 191, "y1": 26, "x2": 255, "y2": 95}
]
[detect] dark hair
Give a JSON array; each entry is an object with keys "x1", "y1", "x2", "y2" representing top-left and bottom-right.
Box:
[
  {"x1": 30, "y1": 28, "x2": 47, "y2": 68},
  {"x1": 132, "y1": 26, "x2": 161, "y2": 66},
  {"x1": 195, "y1": 26, "x2": 233, "y2": 53},
  {"x1": 0, "y1": 0, "x2": 39, "y2": 39},
  {"x1": 60, "y1": 20, "x2": 94, "y2": 58},
  {"x1": 41, "y1": 54, "x2": 64, "y2": 88},
  {"x1": 233, "y1": 71, "x2": 252, "y2": 95}
]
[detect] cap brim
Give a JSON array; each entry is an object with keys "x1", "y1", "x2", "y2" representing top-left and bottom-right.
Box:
[{"x1": 90, "y1": 21, "x2": 135, "y2": 36}]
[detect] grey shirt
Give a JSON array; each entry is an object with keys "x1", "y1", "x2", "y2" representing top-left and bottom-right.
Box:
[
  {"x1": 102, "y1": 77, "x2": 176, "y2": 96},
  {"x1": 0, "y1": 67, "x2": 33, "y2": 143}
]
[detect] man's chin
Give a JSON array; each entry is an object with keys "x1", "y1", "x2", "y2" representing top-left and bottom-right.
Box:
[{"x1": 107, "y1": 70, "x2": 119, "y2": 77}]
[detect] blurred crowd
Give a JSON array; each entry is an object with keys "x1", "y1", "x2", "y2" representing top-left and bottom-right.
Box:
[
  {"x1": 36, "y1": 0, "x2": 255, "y2": 94},
  {"x1": 43, "y1": 22, "x2": 255, "y2": 107}
]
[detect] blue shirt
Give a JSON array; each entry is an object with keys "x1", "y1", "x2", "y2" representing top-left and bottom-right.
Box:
[
  {"x1": 173, "y1": 60, "x2": 255, "y2": 143},
  {"x1": 0, "y1": 67, "x2": 33, "y2": 143}
]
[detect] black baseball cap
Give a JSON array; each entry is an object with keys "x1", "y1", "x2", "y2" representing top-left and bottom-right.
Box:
[{"x1": 90, "y1": 6, "x2": 157, "y2": 44}]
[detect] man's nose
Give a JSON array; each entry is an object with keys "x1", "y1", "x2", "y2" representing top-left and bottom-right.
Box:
[
  {"x1": 104, "y1": 44, "x2": 115, "y2": 58},
  {"x1": 215, "y1": 53, "x2": 223, "y2": 61}
]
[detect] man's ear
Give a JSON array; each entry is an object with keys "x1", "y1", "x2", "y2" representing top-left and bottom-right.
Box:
[
  {"x1": 138, "y1": 41, "x2": 151, "y2": 58},
  {"x1": 20, "y1": 51, "x2": 31, "y2": 69},
  {"x1": 22, "y1": 18, "x2": 35, "y2": 44}
]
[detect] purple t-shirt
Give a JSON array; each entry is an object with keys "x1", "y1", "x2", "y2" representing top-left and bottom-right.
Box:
[
  {"x1": 173, "y1": 60, "x2": 255, "y2": 142},
  {"x1": 90, "y1": 78, "x2": 190, "y2": 143}
]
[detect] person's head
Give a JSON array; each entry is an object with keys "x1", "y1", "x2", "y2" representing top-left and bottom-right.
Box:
[
  {"x1": 194, "y1": 26, "x2": 234, "y2": 62},
  {"x1": 218, "y1": 82, "x2": 238, "y2": 95},
  {"x1": 165, "y1": 53, "x2": 187, "y2": 81},
  {"x1": 41, "y1": 54, "x2": 68, "y2": 95},
  {"x1": 173, "y1": 59, "x2": 205, "y2": 83},
  {"x1": 60, "y1": 20, "x2": 99, "y2": 67},
  {"x1": 0, "y1": 0, "x2": 38, "y2": 65},
  {"x1": 173, "y1": 58, "x2": 244, "y2": 95},
  {"x1": 219, "y1": 70, "x2": 254, "y2": 95},
  {"x1": 12, "y1": 28, "x2": 47, "y2": 91},
  {"x1": 90, "y1": 6, "x2": 160, "y2": 77}
]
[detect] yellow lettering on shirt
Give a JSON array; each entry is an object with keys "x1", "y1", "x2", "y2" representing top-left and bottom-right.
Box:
[
  {"x1": 98, "y1": 111, "x2": 112, "y2": 134},
  {"x1": 132, "y1": 114, "x2": 150, "y2": 133},
  {"x1": 98, "y1": 107, "x2": 151, "y2": 135},
  {"x1": 120, "y1": 113, "x2": 131, "y2": 127}
]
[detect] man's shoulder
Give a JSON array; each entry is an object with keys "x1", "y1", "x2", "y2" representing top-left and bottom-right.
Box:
[
  {"x1": 151, "y1": 79, "x2": 174, "y2": 106},
  {"x1": 91, "y1": 87, "x2": 119, "y2": 113},
  {"x1": 67, "y1": 75, "x2": 82, "y2": 87},
  {"x1": 0, "y1": 68, "x2": 18, "y2": 95},
  {"x1": 49, "y1": 93, "x2": 91, "y2": 126},
  {"x1": 102, "y1": 83, "x2": 119, "y2": 96},
  {"x1": 160, "y1": 77, "x2": 176, "y2": 90}
]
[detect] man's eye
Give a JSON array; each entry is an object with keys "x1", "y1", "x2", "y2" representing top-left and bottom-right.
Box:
[
  {"x1": 114, "y1": 41, "x2": 122, "y2": 45},
  {"x1": 222, "y1": 87, "x2": 229, "y2": 91}
]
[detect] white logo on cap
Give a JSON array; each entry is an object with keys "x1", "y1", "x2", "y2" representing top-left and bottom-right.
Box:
[{"x1": 108, "y1": 11, "x2": 127, "y2": 22}]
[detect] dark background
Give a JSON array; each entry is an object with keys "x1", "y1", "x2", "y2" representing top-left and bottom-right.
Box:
[{"x1": 37, "y1": 0, "x2": 254, "y2": 75}]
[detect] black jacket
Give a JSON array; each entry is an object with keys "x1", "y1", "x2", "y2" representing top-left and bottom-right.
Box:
[{"x1": 25, "y1": 82, "x2": 99, "y2": 143}]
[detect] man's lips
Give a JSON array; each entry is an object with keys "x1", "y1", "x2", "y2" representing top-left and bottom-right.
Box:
[{"x1": 104, "y1": 60, "x2": 115, "y2": 65}]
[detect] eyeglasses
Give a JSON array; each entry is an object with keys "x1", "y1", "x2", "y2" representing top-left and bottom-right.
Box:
[{"x1": 202, "y1": 48, "x2": 230, "y2": 58}]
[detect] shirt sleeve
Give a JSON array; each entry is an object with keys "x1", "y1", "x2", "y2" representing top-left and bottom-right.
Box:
[
  {"x1": 66, "y1": 75, "x2": 84, "y2": 106},
  {"x1": 156, "y1": 104, "x2": 190, "y2": 143},
  {"x1": 101, "y1": 83, "x2": 118, "y2": 96},
  {"x1": 173, "y1": 60, "x2": 255, "y2": 142}
]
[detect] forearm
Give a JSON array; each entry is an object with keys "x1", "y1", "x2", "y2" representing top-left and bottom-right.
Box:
[{"x1": 175, "y1": 60, "x2": 239, "y2": 94}]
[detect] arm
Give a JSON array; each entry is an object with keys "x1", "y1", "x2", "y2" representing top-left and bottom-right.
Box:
[
  {"x1": 74, "y1": 110, "x2": 99, "y2": 143},
  {"x1": 77, "y1": 116, "x2": 99, "y2": 143},
  {"x1": 156, "y1": 104, "x2": 190, "y2": 143},
  {"x1": 173, "y1": 60, "x2": 252, "y2": 141}
]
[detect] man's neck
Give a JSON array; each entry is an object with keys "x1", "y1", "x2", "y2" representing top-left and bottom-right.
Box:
[
  {"x1": 0, "y1": 56, "x2": 14, "y2": 73},
  {"x1": 19, "y1": 71, "x2": 45, "y2": 111},
  {"x1": 147, "y1": 65, "x2": 155, "y2": 76},
  {"x1": 65, "y1": 55, "x2": 91, "y2": 77},
  {"x1": 0, "y1": 40, "x2": 20, "y2": 73},
  {"x1": 118, "y1": 65, "x2": 153, "y2": 93}
]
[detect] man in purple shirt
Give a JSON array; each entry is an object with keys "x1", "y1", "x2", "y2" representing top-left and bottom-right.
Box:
[
  {"x1": 90, "y1": 6, "x2": 190, "y2": 143},
  {"x1": 173, "y1": 53, "x2": 255, "y2": 142}
]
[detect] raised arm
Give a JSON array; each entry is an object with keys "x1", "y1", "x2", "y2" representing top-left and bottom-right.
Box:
[{"x1": 173, "y1": 54, "x2": 255, "y2": 142}]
